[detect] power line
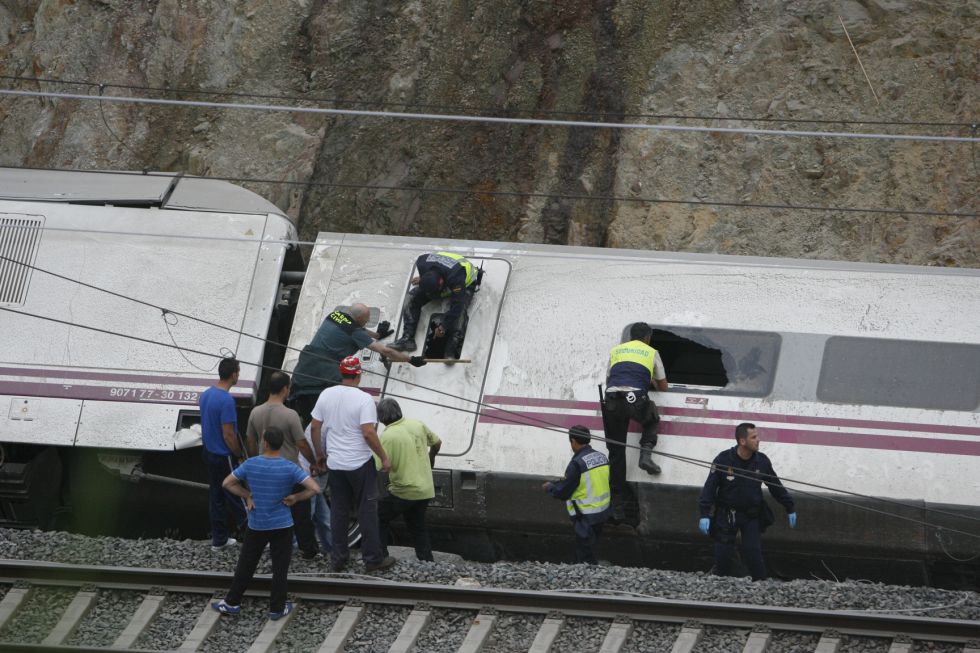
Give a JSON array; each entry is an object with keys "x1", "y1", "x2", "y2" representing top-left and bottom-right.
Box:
[
  {"x1": 2, "y1": 88, "x2": 977, "y2": 144},
  {"x1": 2, "y1": 255, "x2": 980, "y2": 535},
  {"x1": 2, "y1": 73, "x2": 973, "y2": 129},
  {"x1": 3, "y1": 164, "x2": 976, "y2": 220}
]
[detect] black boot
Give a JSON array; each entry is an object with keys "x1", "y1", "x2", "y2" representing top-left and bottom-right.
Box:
[
  {"x1": 609, "y1": 495, "x2": 626, "y2": 523},
  {"x1": 638, "y1": 447, "x2": 661, "y2": 475}
]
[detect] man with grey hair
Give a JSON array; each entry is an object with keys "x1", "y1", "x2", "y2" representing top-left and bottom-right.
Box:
[
  {"x1": 375, "y1": 397, "x2": 442, "y2": 562},
  {"x1": 289, "y1": 303, "x2": 426, "y2": 424}
]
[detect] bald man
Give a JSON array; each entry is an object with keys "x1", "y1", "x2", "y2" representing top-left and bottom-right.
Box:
[{"x1": 289, "y1": 303, "x2": 425, "y2": 424}]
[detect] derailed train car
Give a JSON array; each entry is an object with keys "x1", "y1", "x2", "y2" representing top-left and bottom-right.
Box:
[{"x1": 0, "y1": 169, "x2": 978, "y2": 587}]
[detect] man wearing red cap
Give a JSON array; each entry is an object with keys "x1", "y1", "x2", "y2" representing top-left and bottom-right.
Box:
[{"x1": 309, "y1": 356, "x2": 395, "y2": 572}]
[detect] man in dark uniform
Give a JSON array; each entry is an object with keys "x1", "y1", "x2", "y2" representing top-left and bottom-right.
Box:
[
  {"x1": 602, "y1": 322, "x2": 668, "y2": 521},
  {"x1": 543, "y1": 425, "x2": 611, "y2": 565},
  {"x1": 698, "y1": 422, "x2": 797, "y2": 580},
  {"x1": 390, "y1": 251, "x2": 478, "y2": 359},
  {"x1": 289, "y1": 303, "x2": 425, "y2": 425}
]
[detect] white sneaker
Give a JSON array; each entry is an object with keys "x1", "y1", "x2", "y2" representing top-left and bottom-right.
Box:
[{"x1": 211, "y1": 537, "x2": 237, "y2": 551}]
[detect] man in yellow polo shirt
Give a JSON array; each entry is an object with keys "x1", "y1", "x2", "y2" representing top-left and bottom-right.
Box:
[
  {"x1": 375, "y1": 398, "x2": 442, "y2": 561},
  {"x1": 603, "y1": 322, "x2": 669, "y2": 521}
]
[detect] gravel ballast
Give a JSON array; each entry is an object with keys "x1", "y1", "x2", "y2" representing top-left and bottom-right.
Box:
[{"x1": 0, "y1": 527, "x2": 977, "y2": 629}]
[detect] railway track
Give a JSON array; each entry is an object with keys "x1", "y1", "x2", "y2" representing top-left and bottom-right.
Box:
[{"x1": 0, "y1": 560, "x2": 976, "y2": 652}]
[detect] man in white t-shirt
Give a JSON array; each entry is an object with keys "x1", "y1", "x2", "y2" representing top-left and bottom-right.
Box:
[{"x1": 309, "y1": 356, "x2": 394, "y2": 573}]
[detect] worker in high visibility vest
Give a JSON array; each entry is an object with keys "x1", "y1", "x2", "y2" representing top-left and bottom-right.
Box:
[
  {"x1": 390, "y1": 251, "x2": 478, "y2": 359},
  {"x1": 542, "y1": 425, "x2": 611, "y2": 565},
  {"x1": 602, "y1": 322, "x2": 669, "y2": 522}
]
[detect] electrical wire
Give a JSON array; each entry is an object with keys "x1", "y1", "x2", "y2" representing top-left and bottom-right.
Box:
[
  {"x1": 2, "y1": 294, "x2": 980, "y2": 540},
  {"x1": 2, "y1": 164, "x2": 977, "y2": 220},
  {"x1": 2, "y1": 73, "x2": 973, "y2": 129},
  {"x1": 1, "y1": 88, "x2": 977, "y2": 144}
]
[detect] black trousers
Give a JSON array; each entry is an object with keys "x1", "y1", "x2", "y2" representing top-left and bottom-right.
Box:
[
  {"x1": 601, "y1": 392, "x2": 660, "y2": 496},
  {"x1": 573, "y1": 518, "x2": 604, "y2": 565},
  {"x1": 378, "y1": 495, "x2": 433, "y2": 561},
  {"x1": 289, "y1": 485, "x2": 318, "y2": 556},
  {"x1": 402, "y1": 286, "x2": 475, "y2": 358},
  {"x1": 328, "y1": 458, "x2": 383, "y2": 567},
  {"x1": 225, "y1": 526, "x2": 293, "y2": 612},
  {"x1": 712, "y1": 509, "x2": 767, "y2": 580},
  {"x1": 290, "y1": 394, "x2": 319, "y2": 428}
]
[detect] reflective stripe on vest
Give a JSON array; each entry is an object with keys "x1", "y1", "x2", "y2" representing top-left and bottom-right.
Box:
[
  {"x1": 566, "y1": 452, "x2": 611, "y2": 517},
  {"x1": 428, "y1": 251, "x2": 475, "y2": 290}
]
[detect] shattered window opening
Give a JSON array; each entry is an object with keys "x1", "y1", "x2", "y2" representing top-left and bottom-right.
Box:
[{"x1": 631, "y1": 325, "x2": 781, "y2": 397}]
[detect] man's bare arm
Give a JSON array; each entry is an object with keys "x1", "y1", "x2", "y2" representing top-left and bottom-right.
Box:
[
  {"x1": 367, "y1": 340, "x2": 411, "y2": 363},
  {"x1": 222, "y1": 423, "x2": 242, "y2": 457},
  {"x1": 361, "y1": 423, "x2": 390, "y2": 472}
]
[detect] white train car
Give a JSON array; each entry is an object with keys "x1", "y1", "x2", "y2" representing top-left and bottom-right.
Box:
[
  {"x1": 286, "y1": 232, "x2": 980, "y2": 586},
  {"x1": 0, "y1": 168, "x2": 297, "y2": 531}
]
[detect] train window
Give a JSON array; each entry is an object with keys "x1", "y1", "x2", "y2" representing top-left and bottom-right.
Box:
[
  {"x1": 0, "y1": 214, "x2": 43, "y2": 306},
  {"x1": 817, "y1": 337, "x2": 980, "y2": 411},
  {"x1": 641, "y1": 326, "x2": 781, "y2": 397}
]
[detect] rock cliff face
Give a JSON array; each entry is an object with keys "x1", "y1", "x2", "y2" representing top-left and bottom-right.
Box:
[{"x1": 1, "y1": 0, "x2": 976, "y2": 265}]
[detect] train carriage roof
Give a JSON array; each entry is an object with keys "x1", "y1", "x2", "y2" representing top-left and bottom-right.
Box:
[{"x1": 0, "y1": 167, "x2": 290, "y2": 222}]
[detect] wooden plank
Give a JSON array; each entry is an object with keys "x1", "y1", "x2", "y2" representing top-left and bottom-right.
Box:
[
  {"x1": 388, "y1": 606, "x2": 432, "y2": 653},
  {"x1": 456, "y1": 611, "x2": 497, "y2": 653},
  {"x1": 247, "y1": 600, "x2": 299, "y2": 653},
  {"x1": 317, "y1": 603, "x2": 364, "y2": 653},
  {"x1": 112, "y1": 593, "x2": 165, "y2": 649},
  {"x1": 177, "y1": 601, "x2": 221, "y2": 652},
  {"x1": 670, "y1": 622, "x2": 704, "y2": 653},
  {"x1": 598, "y1": 619, "x2": 633, "y2": 653},
  {"x1": 0, "y1": 587, "x2": 31, "y2": 630},
  {"x1": 528, "y1": 615, "x2": 565, "y2": 653},
  {"x1": 41, "y1": 589, "x2": 97, "y2": 645}
]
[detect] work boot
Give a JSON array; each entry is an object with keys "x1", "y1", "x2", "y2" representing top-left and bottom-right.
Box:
[
  {"x1": 389, "y1": 336, "x2": 416, "y2": 352},
  {"x1": 609, "y1": 497, "x2": 626, "y2": 523},
  {"x1": 638, "y1": 447, "x2": 661, "y2": 475}
]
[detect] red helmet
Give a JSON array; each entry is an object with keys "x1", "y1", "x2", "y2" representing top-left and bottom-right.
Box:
[{"x1": 339, "y1": 355, "x2": 362, "y2": 376}]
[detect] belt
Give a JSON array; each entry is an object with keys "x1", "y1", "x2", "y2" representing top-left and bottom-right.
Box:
[{"x1": 605, "y1": 390, "x2": 646, "y2": 398}]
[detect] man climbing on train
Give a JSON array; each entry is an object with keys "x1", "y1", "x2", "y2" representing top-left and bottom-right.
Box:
[
  {"x1": 389, "y1": 251, "x2": 479, "y2": 359},
  {"x1": 602, "y1": 322, "x2": 668, "y2": 522}
]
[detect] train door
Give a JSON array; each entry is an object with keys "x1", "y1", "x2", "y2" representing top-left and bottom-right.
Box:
[{"x1": 381, "y1": 257, "x2": 511, "y2": 455}]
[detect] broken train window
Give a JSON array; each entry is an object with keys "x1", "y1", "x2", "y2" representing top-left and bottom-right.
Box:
[{"x1": 634, "y1": 325, "x2": 781, "y2": 397}]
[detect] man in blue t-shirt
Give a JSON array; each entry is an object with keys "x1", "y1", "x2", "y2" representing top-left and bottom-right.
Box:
[
  {"x1": 199, "y1": 357, "x2": 247, "y2": 549},
  {"x1": 212, "y1": 426, "x2": 320, "y2": 620}
]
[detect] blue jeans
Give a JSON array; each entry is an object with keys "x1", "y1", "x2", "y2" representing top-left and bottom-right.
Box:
[
  {"x1": 203, "y1": 449, "x2": 247, "y2": 546},
  {"x1": 311, "y1": 490, "x2": 332, "y2": 553}
]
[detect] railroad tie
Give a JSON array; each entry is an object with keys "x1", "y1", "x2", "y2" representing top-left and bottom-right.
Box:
[
  {"x1": 457, "y1": 607, "x2": 497, "y2": 653},
  {"x1": 742, "y1": 625, "x2": 771, "y2": 653},
  {"x1": 598, "y1": 616, "x2": 633, "y2": 653},
  {"x1": 388, "y1": 603, "x2": 432, "y2": 653},
  {"x1": 177, "y1": 598, "x2": 222, "y2": 652},
  {"x1": 317, "y1": 600, "x2": 365, "y2": 653},
  {"x1": 887, "y1": 635, "x2": 913, "y2": 653},
  {"x1": 112, "y1": 591, "x2": 166, "y2": 649},
  {"x1": 41, "y1": 587, "x2": 97, "y2": 645},
  {"x1": 814, "y1": 630, "x2": 842, "y2": 653},
  {"x1": 670, "y1": 621, "x2": 704, "y2": 653},
  {"x1": 963, "y1": 640, "x2": 980, "y2": 653},
  {"x1": 527, "y1": 612, "x2": 565, "y2": 653},
  {"x1": 0, "y1": 585, "x2": 32, "y2": 630},
  {"x1": 247, "y1": 599, "x2": 299, "y2": 653}
]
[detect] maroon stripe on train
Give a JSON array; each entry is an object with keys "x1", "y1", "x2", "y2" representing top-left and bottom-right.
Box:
[
  {"x1": 0, "y1": 366, "x2": 257, "y2": 389},
  {"x1": 480, "y1": 395, "x2": 980, "y2": 438},
  {"x1": 476, "y1": 408, "x2": 980, "y2": 457}
]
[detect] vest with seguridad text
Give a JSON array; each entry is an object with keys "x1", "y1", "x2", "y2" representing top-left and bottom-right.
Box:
[{"x1": 607, "y1": 339, "x2": 657, "y2": 390}]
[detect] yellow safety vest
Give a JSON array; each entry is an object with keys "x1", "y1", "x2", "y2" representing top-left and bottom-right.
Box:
[
  {"x1": 566, "y1": 451, "x2": 611, "y2": 518},
  {"x1": 432, "y1": 251, "x2": 475, "y2": 292},
  {"x1": 607, "y1": 340, "x2": 658, "y2": 389}
]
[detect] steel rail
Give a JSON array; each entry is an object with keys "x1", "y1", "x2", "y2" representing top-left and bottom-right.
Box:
[{"x1": 0, "y1": 561, "x2": 976, "y2": 643}]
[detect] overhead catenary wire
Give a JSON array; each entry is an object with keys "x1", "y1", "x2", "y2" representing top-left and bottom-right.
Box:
[
  {"x1": 2, "y1": 253, "x2": 980, "y2": 532},
  {"x1": 1, "y1": 164, "x2": 977, "y2": 220},
  {"x1": 1, "y1": 88, "x2": 978, "y2": 143},
  {"x1": 2, "y1": 73, "x2": 973, "y2": 129},
  {"x1": 3, "y1": 303, "x2": 980, "y2": 544}
]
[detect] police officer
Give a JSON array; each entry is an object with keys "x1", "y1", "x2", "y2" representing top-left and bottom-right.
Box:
[
  {"x1": 390, "y1": 252, "x2": 477, "y2": 359},
  {"x1": 698, "y1": 422, "x2": 797, "y2": 580},
  {"x1": 543, "y1": 425, "x2": 611, "y2": 564},
  {"x1": 602, "y1": 322, "x2": 668, "y2": 521},
  {"x1": 290, "y1": 303, "x2": 425, "y2": 425}
]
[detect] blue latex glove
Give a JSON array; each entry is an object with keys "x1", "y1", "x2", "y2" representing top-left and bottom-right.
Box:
[
  {"x1": 698, "y1": 517, "x2": 711, "y2": 535},
  {"x1": 788, "y1": 512, "x2": 798, "y2": 528}
]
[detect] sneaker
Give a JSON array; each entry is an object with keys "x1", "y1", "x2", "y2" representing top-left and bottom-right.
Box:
[
  {"x1": 364, "y1": 555, "x2": 397, "y2": 572},
  {"x1": 389, "y1": 337, "x2": 416, "y2": 352},
  {"x1": 269, "y1": 601, "x2": 294, "y2": 621},
  {"x1": 211, "y1": 599, "x2": 241, "y2": 615},
  {"x1": 211, "y1": 537, "x2": 237, "y2": 551}
]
